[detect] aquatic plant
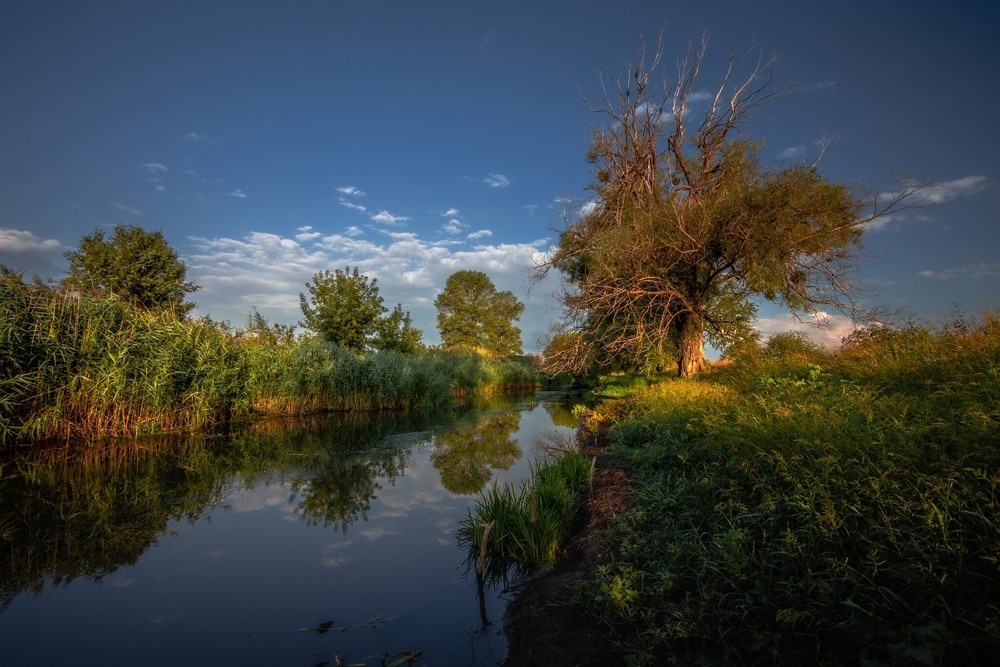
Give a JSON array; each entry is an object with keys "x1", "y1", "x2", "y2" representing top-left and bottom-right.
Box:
[{"x1": 459, "y1": 449, "x2": 593, "y2": 576}]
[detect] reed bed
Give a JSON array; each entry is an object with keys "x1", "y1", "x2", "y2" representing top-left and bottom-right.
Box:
[
  {"x1": 581, "y1": 313, "x2": 1000, "y2": 665},
  {"x1": 459, "y1": 448, "x2": 593, "y2": 577},
  {"x1": 0, "y1": 277, "x2": 539, "y2": 446}
]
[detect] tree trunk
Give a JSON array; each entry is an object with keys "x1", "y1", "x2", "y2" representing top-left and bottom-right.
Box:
[{"x1": 676, "y1": 312, "x2": 706, "y2": 378}]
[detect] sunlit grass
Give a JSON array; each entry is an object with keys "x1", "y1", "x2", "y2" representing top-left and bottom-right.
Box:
[
  {"x1": 581, "y1": 312, "x2": 1000, "y2": 664},
  {"x1": 459, "y1": 449, "x2": 593, "y2": 577}
]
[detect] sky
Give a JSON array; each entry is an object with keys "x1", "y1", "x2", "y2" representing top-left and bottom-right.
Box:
[{"x1": 2, "y1": 0, "x2": 998, "y2": 354}]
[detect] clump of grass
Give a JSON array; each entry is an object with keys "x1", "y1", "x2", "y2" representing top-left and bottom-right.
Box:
[
  {"x1": 459, "y1": 449, "x2": 593, "y2": 578},
  {"x1": 581, "y1": 312, "x2": 1000, "y2": 665}
]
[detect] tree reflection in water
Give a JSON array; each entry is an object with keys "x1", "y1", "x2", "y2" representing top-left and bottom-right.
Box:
[
  {"x1": 0, "y1": 409, "x2": 445, "y2": 608},
  {"x1": 430, "y1": 411, "x2": 522, "y2": 494}
]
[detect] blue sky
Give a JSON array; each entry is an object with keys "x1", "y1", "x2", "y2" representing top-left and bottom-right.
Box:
[{"x1": 2, "y1": 0, "x2": 997, "y2": 353}]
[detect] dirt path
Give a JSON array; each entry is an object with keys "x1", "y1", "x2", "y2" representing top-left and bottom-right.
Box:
[{"x1": 501, "y1": 443, "x2": 631, "y2": 666}]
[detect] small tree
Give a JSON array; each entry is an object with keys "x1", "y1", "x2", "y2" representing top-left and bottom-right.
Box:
[
  {"x1": 534, "y1": 36, "x2": 916, "y2": 377},
  {"x1": 299, "y1": 266, "x2": 385, "y2": 350},
  {"x1": 63, "y1": 224, "x2": 200, "y2": 317},
  {"x1": 299, "y1": 266, "x2": 422, "y2": 352},
  {"x1": 435, "y1": 270, "x2": 525, "y2": 356},
  {"x1": 374, "y1": 303, "x2": 423, "y2": 354}
]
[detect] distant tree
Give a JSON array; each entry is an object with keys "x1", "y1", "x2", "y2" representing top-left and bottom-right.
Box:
[
  {"x1": 533, "y1": 36, "x2": 916, "y2": 377},
  {"x1": 299, "y1": 266, "x2": 422, "y2": 352},
  {"x1": 373, "y1": 303, "x2": 423, "y2": 354},
  {"x1": 63, "y1": 224, "x2": 200, "y2": 317},
  {"x1": 435, "y1": 270, "x2": 525, "y2": 356}
]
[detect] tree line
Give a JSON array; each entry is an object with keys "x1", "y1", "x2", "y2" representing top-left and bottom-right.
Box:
[{"x1": 42, "y1": 224, "x2": 525, "y2": 358}]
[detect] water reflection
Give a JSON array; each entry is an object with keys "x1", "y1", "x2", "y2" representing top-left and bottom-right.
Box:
[
  {"x1": 0, "y1": 393, "x2": 576, "y2": 665},
  {"x1": 430, "y1": 411, "x2": 521, "y2": 494},
  {"x1": 0, "y1": 396, "x2": 545, "y2": 607}
]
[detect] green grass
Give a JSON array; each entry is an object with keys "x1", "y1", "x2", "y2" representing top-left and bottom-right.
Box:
[
  {"x1": 578, "y1": 313, "x2": 1000, "y2": 665},
  {"x1": 459, "y1": 448, "x2": 593, "y2": 578}
]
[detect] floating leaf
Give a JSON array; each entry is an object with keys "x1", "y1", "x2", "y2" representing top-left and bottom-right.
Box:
[{"x1": 298, "y1": 620, "x2": 335, "y2": 634}]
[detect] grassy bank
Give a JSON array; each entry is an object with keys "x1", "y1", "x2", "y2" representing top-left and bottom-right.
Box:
[
  {"x1": 459, "y1": 444, "x2": 594, "y2": 577},
  {"x1": 0, "y1": 276, "x2": 538, "y2": 446},
  {"x1": 576, "y1": 314, "x2": 999, "y2": 664}
]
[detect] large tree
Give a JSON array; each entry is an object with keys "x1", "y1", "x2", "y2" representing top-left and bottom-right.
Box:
[
  {"x1": 63, "y1": 224, "x2": 200, "y2": 317},
  {"x1": 536, "y1": 37, "x2": 914, "y2": 377},
  {"x1": 434, "y1": 270, "x2": 525, "y2": 356},
  {"x1": 299, "y1": 266, "x2": 422, "y2": 352}
]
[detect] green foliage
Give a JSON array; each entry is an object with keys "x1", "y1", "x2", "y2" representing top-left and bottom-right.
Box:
[
  {"x1": 763, "y1": 330, "x2": 827, "y2": 360},
  {"x1": 540, "y1": 43, "x2": 903, "y2": 378},
  {"x1": 63, "y1": 224, "x2": 200, "y2": 317},
  {"x1": 299, "y1": 266, "x2": 398, "y2": 350},
  {"x1": 434, "y1": 270, "x2": 525, "y2": 356},
  {"x1": 0, "y1": 275, "x2": 532, "y2": 445},
  {"x1": 459, "y1": 449, "x2": 593, "y2": 576},
  {"x1": 373, "y1": 303, "x2": 423, "y2": 353},
  {"x1": 581, "y1": 314, "x2": 1000, "y2": 664}
]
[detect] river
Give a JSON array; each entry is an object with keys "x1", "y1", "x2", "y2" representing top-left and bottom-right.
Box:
[{"x1": 0, "y1": 391, "x2": 581, "y2": 666}]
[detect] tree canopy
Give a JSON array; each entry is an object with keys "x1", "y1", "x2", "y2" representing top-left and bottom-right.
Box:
[
  {"x1": 535, "y1": 37, "x2": 914, "y2": 377},
  {"x1": 63, "y1": 224, "x2": 200, "y2": 317},
  {"x1": 434, "y1": 270, "x2": 525, "y2": 356},
  {"x1": 299, "y1": 266, "x2": 422, "y2": 352}
]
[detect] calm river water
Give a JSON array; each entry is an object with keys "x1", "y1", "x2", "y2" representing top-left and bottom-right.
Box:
[{"x1": 0, "y1": 392, "x2": 580, "y2": 666}]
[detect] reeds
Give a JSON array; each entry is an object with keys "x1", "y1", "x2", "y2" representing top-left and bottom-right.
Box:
[
  {"x1": 1, "y1": 276, "x2": 539, "y2": 446},
  {"x1": 459, "y1": 449, "x2": 593, "y2": 577}
]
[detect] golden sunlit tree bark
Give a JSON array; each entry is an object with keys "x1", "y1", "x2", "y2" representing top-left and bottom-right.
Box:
[{"x1": 536, "y1": 35, "x2": 917, "y2": 378}]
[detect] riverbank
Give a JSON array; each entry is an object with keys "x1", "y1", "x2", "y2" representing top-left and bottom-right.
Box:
[
  {"x1": 501, "y1": 427, "x2": 630, "y2": 665},
  {"x1": 504, "y1": 315, "x2": 1000, "y2": 664}
]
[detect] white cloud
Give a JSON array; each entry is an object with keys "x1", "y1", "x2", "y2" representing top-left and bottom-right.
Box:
[
  {"x1": 483, "y1": 173, "x2": 511, "y2": 188},
  {"x1": 337, "y1": 186, "x2": 366, "y2": 197},
  {"x1": 141, "y1": 162, "x2": 168, "y2": 173},
  {"x1": 295, "y1": 228, "x2": 322, "y2": 241},
  {"x1": 467, "y1": 229, "x2": 492, "y2": 239},
  {"x1": 442, "y1": 208, "x2": 459, "y2": 217},
  {"x1": 802, "y1": 80, "x2": 838, "y2": 92},
  {"x1": 370, "y1": 210, "x2": 410, "y2": 225},
  {"x1": 441, "y1": 219, "x2": 465, "y2": 234},
  {"x1": 756, "y1": 310, "x2": 857, "y2": 349},
  {"x1": 918, "y1": 262, "x2": 1000, "y2": 281},
  {"x1": 182, "y1": 131, "x2": 216, "y2": 144},
  {"x1": 155, "y1": 185, "x2": 166, "y2": 193},
  {"x1": 577, "y1": 200, "x2": 599, "y2": 218},
  {"x1": 111, "y1": 202, "x2": 142, "y2": 215},
  {"x1": 185, "y1": 228, "x2": 561, "y2": 351},
  {"x1": 778, "y1": 146, "x2": 802, "y2": 160},
  {"x1": 867, "y1": 175, "x2": 989, "y2": 232},
  {"x1": 227, "y1": 189, "x2": 247, "y2": 199},
  {"x1": 339, "y1": 198, "x2": 367, "y2": 212},
  {"x1": 0, "y1": 228, "x2": 62, "y2": 252},
  {"x1": 864, "y1": 213, "x2": 899, "y2": 233},
  {"x1": 918, "y1": 175, "x2": 989, "y2": 204}
]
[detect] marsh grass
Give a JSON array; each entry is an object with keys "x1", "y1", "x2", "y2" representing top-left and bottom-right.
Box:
[
  {"x1": 583, "y1": 313, "x2": 1000, "y2": 665},
  {"x1": 459, "y1": 449, "x2": 593, "y2": 578},
  {"x1": 1, "y1": 277, "x2": 539, "y2": 445}
]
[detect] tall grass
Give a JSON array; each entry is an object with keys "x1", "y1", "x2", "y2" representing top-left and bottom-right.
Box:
[
  {"x1": 459, "y1": 449, "x2": 593, "y2": 577},
  {"x1": 582, "y1": 313, "x2": 1000, "y2": 665},
  {"x1": 1, "y1": 276, "x2": 539, "y2": 446}
]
